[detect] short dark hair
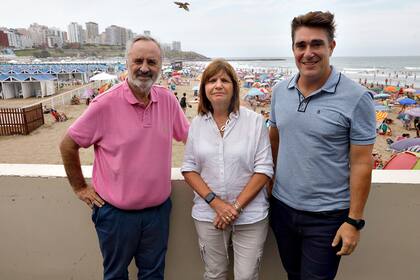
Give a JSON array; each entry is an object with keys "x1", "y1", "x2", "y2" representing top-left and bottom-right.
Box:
[
  {"x1": 197, "y1": 59, "x2": 240, "y2": 115},
  {"x1": 291, "y1": 11, "x2": 336, "y2": 44}
]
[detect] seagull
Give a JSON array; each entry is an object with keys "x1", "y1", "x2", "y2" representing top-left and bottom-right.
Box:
[{"x1": 174, "y1": 2, "x2": 190, "y2": 11}]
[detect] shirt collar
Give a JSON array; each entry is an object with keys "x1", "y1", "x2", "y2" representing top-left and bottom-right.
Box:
[
  {"x1": 123, "y1": 79, "x2": 158, "y2": 105},
  {"x1": 287, "y1": 66, "x2": 341, "y2": 94},
  {"x1": 204, "y1": 109, "x2": 240, "y2": 121}
]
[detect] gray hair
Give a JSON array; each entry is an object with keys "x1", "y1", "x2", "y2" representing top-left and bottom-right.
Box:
[{"x1": 125, "y1": 35, "x2": 164, "y2": 62}]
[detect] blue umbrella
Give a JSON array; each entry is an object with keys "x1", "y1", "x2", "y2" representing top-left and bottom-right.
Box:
[
  {"x1": 398, "y1": 98, "x2": 417, "y2": 105},
  {"x1": 246, "y1": 88, "x2": 264, "y2": 97}
]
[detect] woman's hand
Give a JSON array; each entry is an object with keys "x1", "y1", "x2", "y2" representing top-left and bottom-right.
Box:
[{"x1": 210, "y1": 198, "x2": 238, "y2": 228}]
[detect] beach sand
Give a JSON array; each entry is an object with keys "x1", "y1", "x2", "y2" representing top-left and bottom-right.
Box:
[{"x1": 0, "y1": 79, "x2": 417, "y2": 167}]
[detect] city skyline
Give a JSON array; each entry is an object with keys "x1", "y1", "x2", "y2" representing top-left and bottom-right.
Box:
[{"x1": 1, "y1": 0, "x2": 420, "y2": 58}]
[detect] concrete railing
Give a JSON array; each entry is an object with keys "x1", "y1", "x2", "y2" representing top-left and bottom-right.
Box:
[{"x1": 0, "y1": 164, "x2": 419, "y2": 280}]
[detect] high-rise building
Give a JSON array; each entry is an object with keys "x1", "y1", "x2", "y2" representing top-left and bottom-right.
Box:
[
  {"x1": 172, "y1": 41, "x2": 181, "y2": 51},
  {"x1": 105, "y1": 25, "x2": 131, "y2": 46},
  {"x1": 67, "y1": 22, "x2": 83, "y2": 43},
  {"x1": 86, "y1": 22, "x2": 99, "y2": 44},
  {"x1": 28, "y1": 23, "x2": 48, "y2": 47}
]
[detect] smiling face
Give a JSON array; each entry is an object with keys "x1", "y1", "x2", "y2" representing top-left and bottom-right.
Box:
[
  {"x1": 204, "y1": 70, "x2": 234, "y2": 109},
  {"x1": 126, "y1": 40, "x2": 161, "y2": 94},
  {"x1": 293, "y1": 26, "x2": 336, "y2": 84}
]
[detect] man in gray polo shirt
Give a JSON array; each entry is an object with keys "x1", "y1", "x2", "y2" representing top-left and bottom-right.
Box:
[{"x1": 269, "y1": 11, "x2": 376, "y2": 279}]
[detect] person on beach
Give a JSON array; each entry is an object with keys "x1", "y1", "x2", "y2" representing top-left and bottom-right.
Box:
[
  {"x1": 182, "y1": 59, "x2": 273, "y2": 280},
  {"x1": 269, "y1": 11, "x2": 376, "y2": 279},
  {"x1": 59, "y1": 35, "x2": 189, "y2": 280},
  {"x1": 180, "y1": 92, "x2": 188, "y2": 113}
]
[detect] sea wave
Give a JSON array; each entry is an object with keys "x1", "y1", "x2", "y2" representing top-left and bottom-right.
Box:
[
  {"x1": 404, "y1": 67, "x2": 420, "y2": 70},
  {"x1": 343, "y1": 68, "x2": 379, "y2": 72}
]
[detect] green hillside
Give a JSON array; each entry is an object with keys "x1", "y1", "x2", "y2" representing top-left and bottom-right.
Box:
[{"x1": 14, "y1": 44, "x2": 209, "y2": 61}]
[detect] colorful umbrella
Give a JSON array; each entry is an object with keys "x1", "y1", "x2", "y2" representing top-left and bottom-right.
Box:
[
  {"x1": 374, "y1": 93, "x2": 390, "y2": 99},
  {"x1": 384, "y1": 86, "x2": 398, "y2": 93},
  {"x1": 405, "y1": 107, "x2": 420, "y2": 117},
  {"x1": 403, "y1": 88, "x2": 416, "y2": 93},
  {"x1": 246, "y1": 88, "x2": 265, "y2": 96},
  {"x1": 398, "y1": 98, "x2": 417, "y2": 105},
  {"x1": 375, "y1": 111, "x2": 388, "y2": 121},
  {"x1": 390, "y1": 138, "x2": 420, "y2": 152},
  {"x1": 383, "y1": 152, "x2": 420, "y2": 170}
]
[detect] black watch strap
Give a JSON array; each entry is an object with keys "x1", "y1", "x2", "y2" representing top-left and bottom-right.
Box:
[
  {"x1": 204, "y1": 192, "x2": 216, "y2": 204},
  {"x1": 345, "y1": 217, "x2": 365, "y2": 230}
]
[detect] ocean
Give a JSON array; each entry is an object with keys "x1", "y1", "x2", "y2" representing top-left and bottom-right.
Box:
[{"x1": 193, "y1": 56, "x2": 420, "y2": 88}]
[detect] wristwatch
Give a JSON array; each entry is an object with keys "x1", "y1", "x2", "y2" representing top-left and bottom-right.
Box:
[
  {"x1": 204, "y1": 192, "x2": 217, "y2": 204},
  {"x1": 345, "y1": 217, "x2": 365, "y2": 230}
]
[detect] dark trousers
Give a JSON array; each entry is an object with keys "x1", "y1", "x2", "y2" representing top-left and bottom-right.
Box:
[
  {"x1": 270, "y1": 197, "x2": 348, "y2": 280},
  {"x1": 92, "y1": 198, "x2": 172, "y2": 280}
]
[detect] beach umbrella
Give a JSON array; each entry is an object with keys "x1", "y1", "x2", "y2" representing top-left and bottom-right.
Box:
[
  {"x1": 383, "y1": 152, "x2": 420, "y2": 170},
  {"x1": 252, "y1": 82, "x2": 261, "y2": 88},
  {"x1": 373, "y1": 93, "x2": 390, "y2": 99},
  {"x1": 403, "y1": 88, "x2": 416, "y2": 93},
  {"x1": 390, "y1": 138, "x2": 420, "y2": 152},
  {"x1": 370, "y1": 87, "x2": 383, "y2": 93},
  {"x1": 375, "y1": 111, "x2": 388, "y2": 122},
  {"x1": 384, "y1": 86, "x2": 398, "y2": 93},
  {"x1": 398, "y1": 98, "x2": 416, "y2": 105},
  {"x1": 405, "y1": 107, "x2": 420, "y2": 117},
  {"x1": 246, "y1": 88, "x2": 265, "y2": 97},
  {"x1": 375, "y1": 105, "x2": 390, "y2": 112}
]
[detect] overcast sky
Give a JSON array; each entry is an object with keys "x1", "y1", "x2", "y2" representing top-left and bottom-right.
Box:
[{"x1": 2, "y1": 0, "x2": 420, "y2": 57}]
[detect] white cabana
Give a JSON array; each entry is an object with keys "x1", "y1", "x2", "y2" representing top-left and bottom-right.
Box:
[{"x1": 89, "y1": 72, "x2": 117, "y2": 81}]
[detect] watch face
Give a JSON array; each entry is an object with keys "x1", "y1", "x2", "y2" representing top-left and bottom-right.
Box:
[{"x1": 358, "y1": 220, "x2": 365, "y2": 230}]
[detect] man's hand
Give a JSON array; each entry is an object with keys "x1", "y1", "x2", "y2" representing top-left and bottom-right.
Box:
[
  {"x1": 75, "y1": 185, "x2": 105, "y2": 209},
  {"x1": 332, "y1": 222, "x2": 360, "y2": 256}
]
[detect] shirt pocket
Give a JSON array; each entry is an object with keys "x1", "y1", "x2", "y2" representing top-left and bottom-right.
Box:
[{"x1": 306, "y1": 108, "x2": 347, "y2": 139}]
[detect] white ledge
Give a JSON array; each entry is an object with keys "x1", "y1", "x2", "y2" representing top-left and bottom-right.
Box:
[{"x1": 0, "y1": 164, "x2": 419, "y2": 184}]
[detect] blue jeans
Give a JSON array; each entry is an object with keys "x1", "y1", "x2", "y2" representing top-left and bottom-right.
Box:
[
  {"x1": 92, "y1": 198, "x2": 172, "y2": 280},
  {"x1": 270, "y1": 197, "x2": 348, "y2": 280}
]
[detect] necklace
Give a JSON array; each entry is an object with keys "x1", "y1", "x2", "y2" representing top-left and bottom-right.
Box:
[{"x1": 217, "y1": 118, "x2": 230, "y2": 132}]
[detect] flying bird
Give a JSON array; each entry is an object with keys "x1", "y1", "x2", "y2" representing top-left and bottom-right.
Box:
[{"x1": 174, "y1": 2, "x2": 190, "y2": 11}]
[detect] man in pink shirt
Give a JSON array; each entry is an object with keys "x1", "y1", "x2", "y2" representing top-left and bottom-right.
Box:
[{"x1": 60, "y1": 35, "x2": 189, "y2": 280}]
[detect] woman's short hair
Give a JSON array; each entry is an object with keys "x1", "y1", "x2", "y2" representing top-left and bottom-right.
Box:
[{"x1": 197, "y1": 59, "x2": 240, "y2": 115}]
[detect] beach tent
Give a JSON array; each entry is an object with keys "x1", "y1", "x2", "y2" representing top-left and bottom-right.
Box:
[
  {"x1": 405, "y1": 107, "x2": 420, "y2": 117},
  {"x1": 89, "y1": 72, "x2": 117, "y2": 81},
  {"x1": 383, "y1": 151, "x2": 420, "y2": 170},
  {"x1": 398, "y1": 98, "x2": 416, "y2": 105},
  {"x1": 390, "y1": 138, "x2": 420, "y2": 152}
]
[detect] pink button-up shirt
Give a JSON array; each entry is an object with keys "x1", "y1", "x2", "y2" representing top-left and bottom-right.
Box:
[{"x1": 68, "y1": 80, "x2": 189, "y2": 210}]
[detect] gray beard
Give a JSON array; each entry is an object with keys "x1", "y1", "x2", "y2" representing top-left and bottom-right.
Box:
[{"x1": 128, "y1": 75, "x2": 154, "y2": 96}]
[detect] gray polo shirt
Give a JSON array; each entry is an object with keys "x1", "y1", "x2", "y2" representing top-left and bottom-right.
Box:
[{"x1": 269, "y1": 66, "x2": 376, "y2": 212}]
